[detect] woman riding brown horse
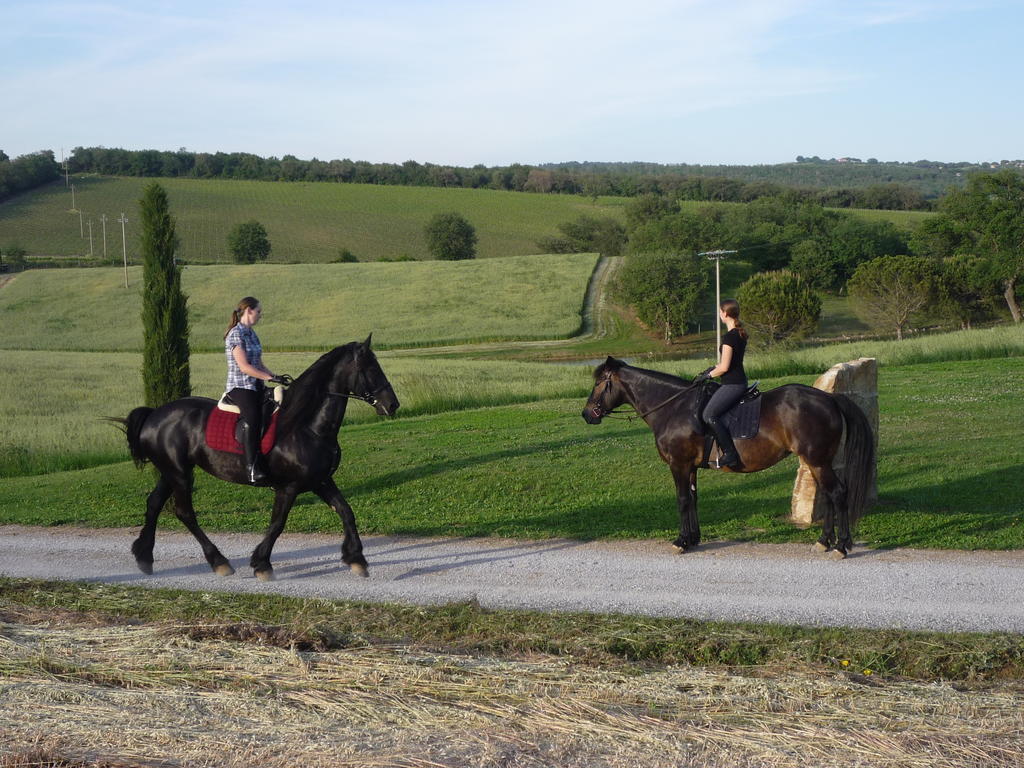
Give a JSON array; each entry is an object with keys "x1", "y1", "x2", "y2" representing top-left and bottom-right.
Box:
[{"x1": 582, "y1": 357, "x2": 874, "y2": 558}]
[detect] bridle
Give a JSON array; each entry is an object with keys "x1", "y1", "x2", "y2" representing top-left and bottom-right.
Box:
[
  {"x1": 328, "y1": 383, "x2": 391, "y2": 408},
  {"x1": 589, "y1": 373, "x2": 700, "y2": 422}
]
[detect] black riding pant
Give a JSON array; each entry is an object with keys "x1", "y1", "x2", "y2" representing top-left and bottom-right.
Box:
[
  {"x1": 228, "y1": 386, "x2": 264, "y2": 433},
  {"x1": 702, "y1": 384, "x2": 746, "y2": 427}
]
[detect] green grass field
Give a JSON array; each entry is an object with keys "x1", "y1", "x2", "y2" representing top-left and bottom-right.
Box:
[
  {"x1": 0, "y1": 176, "x2": 626, "y2": 262},
  {"x1": 3, "y1": 323, "x2": 1022, "y2": 475},
  {"x1": 840, "y1": 206, "x2": 934, "y2": 230},
  {"x1": 0, "y1": 253, "x2": 599, "y2": 351},
  {"x1": 2, "y1": 355, "x2": 1022, "y2": 551},
  {"x1": 0, "y1": 176, "x2": 929, "y2": 264},
  {"x1": 5, "y1": 324, "x2": 1021, "y2": 478}
]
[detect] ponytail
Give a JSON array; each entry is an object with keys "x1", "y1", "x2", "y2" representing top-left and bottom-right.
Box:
[
  {"x1": 720, "y1": 298, "x2": 748, "y2": 339},
  {"x1": 224, "y1": 296, "x2": 260, "y2": 338}
]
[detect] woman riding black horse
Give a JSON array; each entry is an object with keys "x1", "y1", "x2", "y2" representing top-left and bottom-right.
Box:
[
  {"x1": 582, "y1": 357, "x2": 874, "y2": 558},
  {"x1": 223, "y1": 296, "x2": 291, "y2": 484},
  {"x1": 116, "y1": 336, "x2": 398, "y2": 580}
]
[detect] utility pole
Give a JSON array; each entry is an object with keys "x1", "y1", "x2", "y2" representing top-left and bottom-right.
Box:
[
  {"x1": 118, "y1": 212, "x2": 129, "y2": 288},
  {"x1": 100, "y1": 214, "x2": 108, "y2": 259},
  {"x1": 78, "y1": 209, "x2": 84, "y2": 238},
  {"x1": 87, "y1": 219, "x2": 94, "y2": 258},
  {"x1": 70, "y1": 183, "x2": 76, "y2": 211},
  {"x1": 699, "y1": 250, "x2": 738, "y2": 361}
]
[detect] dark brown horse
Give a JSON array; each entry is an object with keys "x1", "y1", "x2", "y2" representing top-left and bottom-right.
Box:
[
  {"x1": 582, "y1": 357, "x2": 874, "y2": 558},
  {"x1": 115, "y1": 337, "x2": 399, "y2": 580}
]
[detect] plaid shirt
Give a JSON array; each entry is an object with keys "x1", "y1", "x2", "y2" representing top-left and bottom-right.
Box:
[{"x1": 225, "y1": 324, "x2": 263, "y2": 391}]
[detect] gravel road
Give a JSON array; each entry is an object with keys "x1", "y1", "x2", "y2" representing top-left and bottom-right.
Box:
[{"x1": 2, "y1": 524, "x2": 1022, "y2": 634}]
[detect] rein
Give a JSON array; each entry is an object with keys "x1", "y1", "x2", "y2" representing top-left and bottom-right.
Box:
[{"x1": 594, "y1": 376, "x2": 701, "y2": 422}]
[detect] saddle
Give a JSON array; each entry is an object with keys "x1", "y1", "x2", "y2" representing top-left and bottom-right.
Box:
[
  {"x1": 696, "y1": 381, "x2": 762, "y2": 469},
  {"x1": 205, "y1": 386, "x2": 284, "y2": 455}
]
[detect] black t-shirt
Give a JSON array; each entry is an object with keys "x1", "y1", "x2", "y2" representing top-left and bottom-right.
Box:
[{"x1": 719, "y1": 328, "x2": 748, "y2": 385}]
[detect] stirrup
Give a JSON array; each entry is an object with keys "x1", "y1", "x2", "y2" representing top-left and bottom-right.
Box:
[{"x1": 711, "y1": 452, "x2": 740, "y2": 470}]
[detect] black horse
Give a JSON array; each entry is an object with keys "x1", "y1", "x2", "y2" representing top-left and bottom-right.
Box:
[
  {"x1": 582, "y1": 357, "x2": 874, "y2": 558},
  {"x1": 116, "y1": 337, "x2": 399, "y2": 580}
]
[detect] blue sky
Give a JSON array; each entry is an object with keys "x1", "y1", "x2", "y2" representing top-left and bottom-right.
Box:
[{"x1": 2, "y1": 0, "x2": 1020, "y2": 166}]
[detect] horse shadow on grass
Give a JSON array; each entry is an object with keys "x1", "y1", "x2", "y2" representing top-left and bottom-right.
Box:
[
  {"x1": 328, "y1": 427, "x2": 648, "y2": 499},
  {"x1": 867, "y1": 452, "x2": 1024, "y2": 550},
  {"x1": 287, "y1": 441, "x2": 846, "y2": 545}
]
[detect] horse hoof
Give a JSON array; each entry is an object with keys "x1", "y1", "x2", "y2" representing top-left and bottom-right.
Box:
[
  {"x1": 255, "y1": 569, "x2": 275, "y2": 582},
  {"x1": 136, "y1": 560, "x2": 154, "y2": 575},
  {"x1": 214, "y1": 563, "x2": 236, "y2": 577},
  {"x1": 828, "y1": 548, "x2": 847, "y2": 561},
  {"x1": 813, "y1": 541, "x2": 829, "y2": 553},
  {"x1": 350, "y1": 563, "x2": 369, "y2": 578}
]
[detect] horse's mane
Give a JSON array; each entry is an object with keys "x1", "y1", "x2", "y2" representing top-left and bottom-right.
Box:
[
  {"x1": 278, "y1": 342, "x2": 359, "y2": 430},
  {"x1": 594, "y1": 360, "x2": 691, "y2": 388}
]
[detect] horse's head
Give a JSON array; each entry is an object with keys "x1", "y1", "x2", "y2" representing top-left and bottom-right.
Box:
[
  {"x1": 331, "y1": 335, "x2": 401, "y2": 417},
  {"x1": 582, "y1": 356, "x2": 627, "y2": 424},
  {"x1": 357, "y1": 335, "x2": 400, "y2": 417}
]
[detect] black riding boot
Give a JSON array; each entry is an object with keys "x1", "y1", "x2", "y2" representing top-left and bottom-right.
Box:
[
  {"x1": 706, "y1": 419, "x2": 741, "y2": 469},
  {"x1": 239, "y1": 419, "x2": 268, "y2": 485}
]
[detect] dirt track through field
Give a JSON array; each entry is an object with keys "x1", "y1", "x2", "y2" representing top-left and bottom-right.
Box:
[{"x1": 2, "y1": 525, "x2": 1023, "y2": 634}]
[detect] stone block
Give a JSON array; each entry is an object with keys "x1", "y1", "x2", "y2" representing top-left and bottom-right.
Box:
[{"x1": 790, "y1": 357, "x2": 878, "y2": 527}]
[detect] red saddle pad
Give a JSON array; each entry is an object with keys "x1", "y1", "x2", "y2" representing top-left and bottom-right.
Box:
[{"x1": 205, "y1": 408, "x2": 279, "y2": 455}]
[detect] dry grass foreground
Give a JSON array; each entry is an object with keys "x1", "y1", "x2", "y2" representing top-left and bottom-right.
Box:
[{"x1": 1, "y1": 611, "x2": 1022, "y2": 768}]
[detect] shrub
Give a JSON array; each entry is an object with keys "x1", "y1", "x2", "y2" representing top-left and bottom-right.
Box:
[
  {"x1": 424, "y1": 212, "x2": 477, "y2": 260},
  {"x1": 535, "y1": 235, "x2": 576, "y2": 254},
  {"x1": 616, "y1": 251, "x2": 710, "y2": 341},
  {"x1": 548, "y1": 215, "x2": 626, "y2": 257},
  {"x1": 736, "y1": 270, "x2": 821, "y2": 347},
  {"x1": 228, "y1": 220, "x2": 271, "y2": 264},
  {"x1": 2, "y1": 245, "x2": 27, "y2": 271}
]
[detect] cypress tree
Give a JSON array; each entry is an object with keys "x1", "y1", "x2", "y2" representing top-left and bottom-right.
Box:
[{"x1": 140, "y1": 182, "x2": 191, "y2": 407}]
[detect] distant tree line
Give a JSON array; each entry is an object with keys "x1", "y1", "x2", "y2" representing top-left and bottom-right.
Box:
[
  {"x1": 6, "y1": 146, "x2": 1022, "y2": 213},
  {"x1": 544, "y1": 159, "x2": 1024, "y2": 201},
  {"x1": 0, "y1": 150, "x2": 59, "y2": 202},
  {"x1": 62, "y1": 147, "x2": 1024, "y2": 212},
  {"x1": 67, "y1": 146, "x2": 541, "y2": 192}
]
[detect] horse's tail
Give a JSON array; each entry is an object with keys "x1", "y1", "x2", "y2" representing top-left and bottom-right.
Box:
[
  {"x1": 833, "y1": 394, "x2": 876, "y2": 526},
  {"x1": 105, "y1": 407, "x2": 155, "y2": 469}
]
